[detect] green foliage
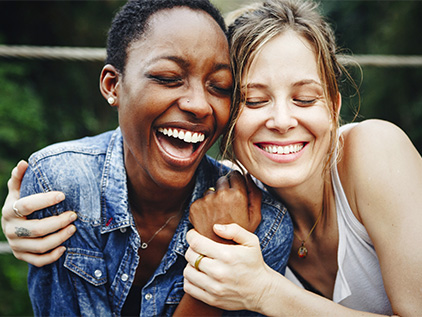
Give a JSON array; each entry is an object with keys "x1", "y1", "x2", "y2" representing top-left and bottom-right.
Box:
[{"x1": 0, "y1": 255, "x2": 32, "y2": 316}]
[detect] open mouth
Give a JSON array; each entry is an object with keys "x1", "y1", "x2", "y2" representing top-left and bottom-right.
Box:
[
  {"x1": 260, "y1": 143, "x2": 305, "y2": 155},
  {"x1": 157, "y1": 127, "x2": 206, "y2": 159}
]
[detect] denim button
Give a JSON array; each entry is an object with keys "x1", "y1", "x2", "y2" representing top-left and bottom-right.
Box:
[
  {"x1": 121, "y1": 274, "x2": 129, "y2": 282},
  {"x1": 145, "y1": 293, "x2": 152, "y2": 301},
  {"x1": 120, "y1": 227, "x2": 127, "y2": 233},
  {"x1": 94, "y1": 269, "x2": 102, "y2": 278}
]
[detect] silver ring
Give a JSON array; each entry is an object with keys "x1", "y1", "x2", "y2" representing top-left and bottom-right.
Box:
[{"x1": 12, "y1": 201, "x2": 24, "y2": 218}]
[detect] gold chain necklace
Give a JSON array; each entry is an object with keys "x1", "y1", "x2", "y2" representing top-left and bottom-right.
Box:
[
  {"x1": 140, "y1": 212, "x2": 181, "y2": 249},
  {"x1": 293, "y1": 205, "x2": 323, "y2": 258}
]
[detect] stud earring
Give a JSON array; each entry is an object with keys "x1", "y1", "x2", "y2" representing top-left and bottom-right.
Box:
[{"x1": 107, "y1": 97, "x2": 115, "y2": 105}]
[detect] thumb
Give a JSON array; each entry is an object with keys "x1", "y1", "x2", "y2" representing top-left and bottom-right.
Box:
[{"x1": 213, "y1": 223, "x2": 259, "y2": 247}]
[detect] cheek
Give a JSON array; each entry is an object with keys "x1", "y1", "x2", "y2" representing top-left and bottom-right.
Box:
[
  {"x1": 213, "y1": 96, "x2": 231, "y2": 127},
  {"x1": 233, "y1": 109, "x2": 256, "y2": 158}
]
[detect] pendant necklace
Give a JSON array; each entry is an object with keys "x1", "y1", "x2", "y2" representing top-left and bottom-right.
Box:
[
  {"x1": 140, "y1": 212, "x2": 181, "y2": 249},
  {"x1": 293, "y1": 205, "x2": 323, "y2": 258}
]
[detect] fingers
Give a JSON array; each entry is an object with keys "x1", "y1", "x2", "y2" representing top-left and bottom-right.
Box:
[
  {"x1": 15, "y1": 246, "x2": 67, "y2": 268},
  {"x1": 213, "y1": 223, "x2": 259, "y2": 247},
  {"x1": 227, "y1": 171, "x2": 247, "y2": 194},
  {"x1": 12, "y1": 211, "x2": 77, "y2": 238},
  {"x1": 8, "y1": 191, "x2": 66, "y2": 219},
  {"x1": 10, "y1": 223, "x2": 76, "y2": 253},
  {"x1": 7, "y1": 160, "x2": 28, "y2": 194},
  {"x1": 186, "y1": 229, "x2": 231, "y2": 260},
  {"x1": 215, "y1": 173, "x2": 230, "y2": 190},
  {"x1": 206, "y1": 170, "x2": 246, "y2": 196}
]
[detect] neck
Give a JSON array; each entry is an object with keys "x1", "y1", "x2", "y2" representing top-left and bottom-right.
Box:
[
  {"x1": 269, "y1": 173, "x2": 330, "y2": 232},
  {"x1": 124, "y1": 155, "x2": 194, "y2": 218}
]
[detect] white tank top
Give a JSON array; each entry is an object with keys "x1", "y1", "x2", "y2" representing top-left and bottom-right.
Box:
[{"x1": 285, "y1": 123, "x2": 393, "y2": 314}]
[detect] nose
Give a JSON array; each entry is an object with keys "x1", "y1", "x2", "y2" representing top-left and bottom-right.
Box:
[
  {"x1": 265, "y1": 99, "x2": 298, "y2": 133},
  {"x1": 178, "y1": 83, "x2": 212, "y2": 119}
]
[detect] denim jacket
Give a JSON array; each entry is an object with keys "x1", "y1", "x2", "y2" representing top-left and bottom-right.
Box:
[{"x1": 21, "y1": 127, "x2": 293, "y2": 317}]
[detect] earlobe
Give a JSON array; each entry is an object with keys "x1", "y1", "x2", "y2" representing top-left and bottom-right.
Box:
[{"x1": 100, "y1": 64, "x2": 120, "y2": 107}]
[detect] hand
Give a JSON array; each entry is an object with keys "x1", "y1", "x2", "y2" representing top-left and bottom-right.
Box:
[
  {"x1": 189, "y1": 171, "x2": 262, "y2": 243},
  {"x1": 1, "y1": 161, "x2": 77, "y2": 267},
  {"x1": 183, "y1": 224, "x2": 275, "y2": 312}
]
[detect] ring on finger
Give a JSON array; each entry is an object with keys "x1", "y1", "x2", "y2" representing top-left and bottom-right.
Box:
[
  {"x1": 194, "y1": 254, "x2": 206, "y2": 271},
  {"x1": 207, "y1": 187, "x2": 216, "y2": 192},
  {"x1": 12, "y1": 201, "x2": 24, "y2": 218}
]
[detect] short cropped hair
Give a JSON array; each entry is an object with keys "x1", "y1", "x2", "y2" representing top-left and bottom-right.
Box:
[{"x1": 106, "y1": 0, "x2": 227, "y2": 74}]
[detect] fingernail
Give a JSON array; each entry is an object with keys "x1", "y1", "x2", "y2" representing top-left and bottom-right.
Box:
[
  {"x1": 68, "y1": 225, "x2": 77, "y2": 235},
  {"x1": 69, "y1": 212, "x2": 77, "y2": 221},
  {"x1": 56, "y1": 192, "x2": 65, "y2": 202},
  {"x1": 214, "y1": 224, "x2": 226, "y2": 231}
]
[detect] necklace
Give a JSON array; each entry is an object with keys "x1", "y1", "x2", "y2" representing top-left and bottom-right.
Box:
[
  {"x1": 140, "y1": 212, "x2": 181, "y2": 249},
  {"x1": 293, "y1": 205, "x2": 323, "y2": 258}
]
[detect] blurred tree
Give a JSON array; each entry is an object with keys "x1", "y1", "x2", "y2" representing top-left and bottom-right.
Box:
[{"x1": 322, "y1": 1, "x2": 422, "y2": 151}]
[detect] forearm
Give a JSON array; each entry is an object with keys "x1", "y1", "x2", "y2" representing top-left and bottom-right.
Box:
[
  {"x1": 257, "y1": 269, "x2": 385, "y2": 317},
  {"x1": 173, "y1": 294, "x2": 222, "y2": 316}
]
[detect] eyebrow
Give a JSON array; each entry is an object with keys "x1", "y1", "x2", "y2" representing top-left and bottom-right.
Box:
[
  {"x1": 148, "y1": 55, "x2": 231, "y2": 72},
  {"x1": 292, "y1": 79, "x2": 322, "y2": 88},
  {"x1": 243, "y1": 79, "x2": 322, "y2": 90}
]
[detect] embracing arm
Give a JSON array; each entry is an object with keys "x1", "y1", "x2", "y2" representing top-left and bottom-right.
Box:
[
  {"x1": 183, "y1": 120, "x2": 421, "y2": 316},
  {"x1": 173, "y1": 171, "x2": 262, "y2": 316},
  {"x1": 184, "y1": 224, "x2": 385, "y2": 317},
  {"x1": 1, "y1": 161, "x2": 77, "y2": 267}
]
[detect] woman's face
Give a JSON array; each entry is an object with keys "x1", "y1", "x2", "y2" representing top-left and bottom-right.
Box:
[
  {"x1": 113, "y1": 8, "x2": 232, "y2": 190},
  {"x1": 234, "y1": 30, "x2": 332, "y2": 189}
]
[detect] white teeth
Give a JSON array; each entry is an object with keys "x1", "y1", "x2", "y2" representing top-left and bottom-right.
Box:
[
  {"x1": 262, "y1": 143, "x2": 304, "y2": 155},
  {"x1": 158, "y1": 127, "x2": 205, "y2": 144}
]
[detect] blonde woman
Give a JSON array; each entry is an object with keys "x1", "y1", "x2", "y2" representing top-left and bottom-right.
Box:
[{"x1": 183, "y1": 0, "x2": 422, "y2": 315}]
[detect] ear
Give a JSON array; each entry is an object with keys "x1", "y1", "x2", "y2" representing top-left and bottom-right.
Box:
[{"x1": 100, "y1": 64, "x2": 120, "y2": 108}]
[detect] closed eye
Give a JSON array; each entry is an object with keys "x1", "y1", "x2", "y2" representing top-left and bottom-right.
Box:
[
  {"x1": 147, "y1": 74, "x2": 183, "y2": 87},
  {"x1": 293, "y1": 98, "x2": 317, "y2": 106},
  {"x1": 245, "y1": 99, "x2": 268, "y2": 108}
]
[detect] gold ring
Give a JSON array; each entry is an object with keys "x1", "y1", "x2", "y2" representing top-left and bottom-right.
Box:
[
  {"x1": 194, "y1": 254, "x2": 205, "y2": 271},
  {"x1": 12, "y1": 201, "x2": 24, "y2": 218},
  {"x1": 207, "y1": 187, "x2": 216, "y2": 192}
]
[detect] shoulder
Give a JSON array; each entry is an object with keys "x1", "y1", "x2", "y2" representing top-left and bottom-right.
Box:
[
  {"x1": 343, "y1": 119, "x2": 410, "y2": 150},
  {"x1": 340, "y1": 119, "x2": 418, "y2": 178},
  {"x1": 27, "y1": 129, "x2": 117, "y2": 165},
  {"x1": 23, "y1": 129, "x2": 119, "y2": 196},
  {"x1": 338, "y1": 119, "x2": 421, "y2": 221}
]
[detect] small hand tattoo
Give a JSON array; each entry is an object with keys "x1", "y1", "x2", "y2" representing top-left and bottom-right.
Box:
[{"x1": 15, "y1": 227, "x2": 31, "y2": 237}]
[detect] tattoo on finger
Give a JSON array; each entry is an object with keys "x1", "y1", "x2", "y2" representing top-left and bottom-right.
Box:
[{"x1": 15, "y1": 227, "x2": 31, "y2": 237}]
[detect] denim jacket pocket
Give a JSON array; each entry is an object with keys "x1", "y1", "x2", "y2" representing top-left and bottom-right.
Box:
[{"x1": 64, "y1": 248, "x2": 108, "y2": 286}]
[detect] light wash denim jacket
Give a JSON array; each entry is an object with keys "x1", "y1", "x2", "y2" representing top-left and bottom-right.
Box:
[{"x1": 21, "y1": 127, "x2": 293, "y2": 317}]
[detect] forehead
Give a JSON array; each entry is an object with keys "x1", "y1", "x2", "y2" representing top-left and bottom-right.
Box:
[
  {"x1": 143, "y1": 7, "x2": 227, "y2": 51},
  {"x1": 247, "y1": 30, "x2": 319, "y2": 83},
  {"x1": 125, "y1": 7, "x2": 230, "y2": 73}
]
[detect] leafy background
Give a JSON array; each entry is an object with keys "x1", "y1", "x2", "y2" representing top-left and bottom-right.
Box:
[{"x1": 0, "y1": 0, "x2": 421, "y2": 315}]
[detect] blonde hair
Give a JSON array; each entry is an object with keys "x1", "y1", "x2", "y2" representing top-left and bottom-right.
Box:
[{"x1": 221, "y1": 0, "x2": 350, "y2": 175}]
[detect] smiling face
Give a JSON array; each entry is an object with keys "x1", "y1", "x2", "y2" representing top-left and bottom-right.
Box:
[
  {"x1": 106, "y1": 8, "x2": 232, "y2": 191},
  {"x1": 233, "y1": 30, "x2": 332, "y2": 190}
]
